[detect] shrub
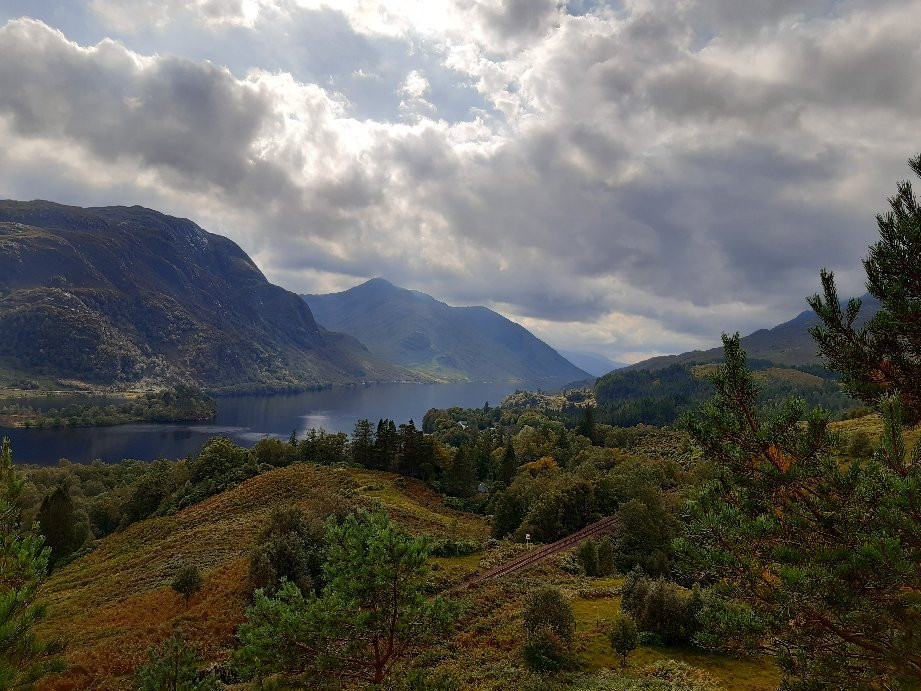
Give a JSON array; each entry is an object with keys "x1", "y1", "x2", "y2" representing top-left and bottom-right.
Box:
[
  {"x1": 620, "y1": 570, "x2": 702, "y2": 646},
  {"x1": 135, "y1": 634, "x2": 220, "y2": 691},
  {"x1": 608, "y1": 613, "x2": 638, "y2": 668},
  {"x1": 523, "y1": 626, "x2": 567, "y2": 673},
  {"x1": 523, "y1": 586, "x2": 576, "y2": 645},
  {"x1": 171, "y1": 564, "x2": 204, "y2": 606},
  {"x1": 428, "y1": 537, "x2": 480, "y2": 558},
  {"x1": 248, "y1": 508, "x2": 325, "y2": 596}
]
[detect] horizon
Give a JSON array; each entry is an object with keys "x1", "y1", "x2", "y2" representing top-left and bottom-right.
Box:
[{"x1": 1, "y1": 1, "x2": 917, "y2": 362}]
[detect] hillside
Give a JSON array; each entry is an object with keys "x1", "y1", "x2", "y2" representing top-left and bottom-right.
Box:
[
  {"x1": 623, "y1": 295, "x2": 880, "y2": 373},
  {"x1": 0, "y1": 201, "x2": 418, "y2": 391},
  {"x1": 33, "y1": 458, "x2": 778, "y2": 690},
  {"x1": 34, "y1": 464, "x2": 490, "y2": 689},
  {"x1": 304, "y1": 278, "x2": 589, "y2": 383}
]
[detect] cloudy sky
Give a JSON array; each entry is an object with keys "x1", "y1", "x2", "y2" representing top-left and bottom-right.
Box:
[{"x1": 1, "y1": 1, "x2": 919, "y2": 363}]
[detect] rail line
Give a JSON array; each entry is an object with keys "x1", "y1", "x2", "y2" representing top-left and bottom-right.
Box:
[{"x1": 453, "y1": 515, "x2": 620, "y2": 591}]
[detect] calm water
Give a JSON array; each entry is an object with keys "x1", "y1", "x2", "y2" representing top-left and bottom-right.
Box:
[{"x1": 7, "y1": 381, "x2": 542, "y2": 465}]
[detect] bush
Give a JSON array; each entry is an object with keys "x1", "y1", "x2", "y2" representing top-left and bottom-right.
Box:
[
  {"x1": 248, "y1": 508, "x2": 325, "y2": 596},
  {"x1": 608, "y1": 613, "x2": 638, "y2": 668},
  {"x1": 135, "y1": 634, "x2": 221, "y2": 691},
  {"x1": 428, "y1": 537, "x2": 480, "y2": 558},
  {"x1": 620, "y1": 570, "x2": 702, "y2": 646},
  {"x1": 523, "y1": 626, "x2": 567, "y2": 673},
  {"x1": 523, "y1": 586, "x2": 576, "y2": 645},
  {"x1": 171, "y1": 564, "x2": 204, "y2": 605}
]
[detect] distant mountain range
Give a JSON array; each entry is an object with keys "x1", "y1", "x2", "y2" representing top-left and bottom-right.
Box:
[
  {"x1": 622, "y1": 295, "x2": 880, "y2": 373},
  {"x1": 304, "y1": 279, "x2": 590, "y2": 384},
  {"x1": 0, "y1": 201, "x2": 417, "y2": 391},
  {"x1": 559, "y1": 350, "x2": 626, "y2": 378}
]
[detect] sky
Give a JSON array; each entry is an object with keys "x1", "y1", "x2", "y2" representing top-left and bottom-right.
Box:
[{"x1": 1, "y1": 0, "x2": 919, "y2": 363}]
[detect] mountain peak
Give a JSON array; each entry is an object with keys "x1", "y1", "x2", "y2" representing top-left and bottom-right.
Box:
[{"x1": 305, "y1": 283, "x2": 589, "y2": 383}]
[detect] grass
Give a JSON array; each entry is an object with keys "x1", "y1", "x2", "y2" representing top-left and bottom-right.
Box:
[
  {"x1": 35, "y1": 462, "x2": 781, "y2": 690},
  {"x1": 36, "y1": 463, "x2": 487, "y2": 690}
]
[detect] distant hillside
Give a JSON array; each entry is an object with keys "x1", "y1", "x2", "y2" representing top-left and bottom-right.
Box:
[
  {"x1": 623, "y1": 295, "x2": 880, "y2": 373},
  {"x1": 0, "y1": 201, "x2": 417, "y2": 391},
  {"x1": 304, "y1": 278, "x2": 590, "y2": 383},
  {"x1": 559, "y1": 350, "x2": 625, "y2": 378}
]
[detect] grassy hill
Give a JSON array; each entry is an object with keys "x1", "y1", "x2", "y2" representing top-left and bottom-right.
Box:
[
  {"x1": 0, "y1": 201, "x2": 419, "y2": 392},
  {"x1": 36, "y1": 464, "x2": 488, "y2": 689},
  {"x1": 304, "y1": 278, "x2": 589, "y2": 384},
  {"x1": 34, "y1": 459, "x2": 782, "y2": 690}
]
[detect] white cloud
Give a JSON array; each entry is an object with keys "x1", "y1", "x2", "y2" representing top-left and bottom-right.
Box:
[{"x1": 2, "y1": 0, "x2": 920, "y2": 362}]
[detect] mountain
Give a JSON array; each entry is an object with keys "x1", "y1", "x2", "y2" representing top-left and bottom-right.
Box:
[
  {"x1": 559, "y1": 350, "x2": 626, "y2": 378},
  {"x1": 303, "y1": 278, "x2": 590, "y2": 383},
  {"x1": 622, "y1": 295, "x2": 881, "y2": 373},
  {"x1": 0, "y1": 201, "x2": 418, "y2": 391}
]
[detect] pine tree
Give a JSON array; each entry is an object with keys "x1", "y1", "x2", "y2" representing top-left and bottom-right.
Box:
[
  {"x1": 809, "y1": 154, "x2": 921, "y2": 422},
  {"x1": 498, "y1": 442, "x2": 518, "y2": 486},
  {"x1": 0, "y1": 438, "x2": 63, "y2": 688},
  {"x1": 350, "y1": 419, "x2": 374, "y2": 468},
  {"x1": 680, "y1": 335, "x2": 921, "y2": 688},
  {"x1": 135, "y1": 634, "x2": 219, "y2": 691},
  {"x1": 445, "y1": 446, "x2": 477, "y2": 498},
  {"x1": 236, "y1": 510, "x2": 454, "y2": 685},
  {"x1": 36, "y1": 484, "x2": 86, "y2": 567}
]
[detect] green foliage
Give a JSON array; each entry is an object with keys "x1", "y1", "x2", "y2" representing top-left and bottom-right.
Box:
[
  {"x1": 620, "y1": 570, "x2": 702, "y2": 646},
  {"x1": 523, "y1": 586, "x2": 576, "y2": 645},
  {"x1": 2, "y1": 386, "x2": 215, "y2": 429},
  {"x1": 36, "y1": 484, "x2": 89, "y2": 567},
  {"x1": 593, "y1": 365, "x2": 712, "y2": 427},
  {"x1": 614, "y1": 496, "x2": 677, "y2": 577},
  {"x1": 680, "y1": 334, "x2": 921, "y2": 687},
  {"x1": 444, "y1": 446, "x2": 477, "y2": 498},
  {"x1": 236, "y1": 509, "x2": 455, "y2": 685},
  {"x1": 248, "y1": 508, "x2": 326, "y2": 596},
  {"x1": 428, "y1": 537, "x2": 480, "y2": 558},
  {"x1": 608, "y1": 613, "x2": 638, "y2": 669},
  {"x1": 522, "y1": 626, "x2": 568, "y2": 673},
  {"x1": 809, "y1": 154, "x2": 921, "y2": 423},
  {"x1": 0, "y1": 438, "x2": 64, "y2": 689},
  {"x1": 171, "y1": 564, "x2": 203, "y2": 605},
  {"x1": 134, "y1": 634, "x2": 220, "y2": 691}
]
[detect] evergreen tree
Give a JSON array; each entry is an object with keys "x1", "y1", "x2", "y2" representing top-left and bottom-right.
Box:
[
  {"x1": 680, "y1": 334, "x2": 921, "y2": 687},
  {"x1": 350, "y1": 419, "x2": 374, "y2": 468},
  {"x1": 576, "y1": 404, "x2": 596, "y2": 443},
  {"x1": 372, "y1": 419, "x2": 398, "y2": 471},
  {"x1": 135, "y1": 634, "x2": 219, "y2": 691},
  {"x1": 36, "y1": 484, "x2": 87, "y2": 567},
  {"x1": 0, "y1": 438, "x2": 63, "y2": 688},
  {"x1": 236, "y1": 510, "x2": 454, "y2": 685},
  {"x1": 809, "y1": 154, "x2": 921, "y2": 423},
  {"x1": 498, "y1": 442, "x2": 518, "y2": 486},
  {"x1": 444, "y1": 446, "x2": 477, "y2": 498}
]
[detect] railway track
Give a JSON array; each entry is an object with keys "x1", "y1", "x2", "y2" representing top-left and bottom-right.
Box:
[{"x1": 453, "y1": 515, "x2": 620, "y2": 591}]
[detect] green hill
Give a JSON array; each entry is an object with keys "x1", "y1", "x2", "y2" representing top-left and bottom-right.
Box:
[{"x1": 304, "y1": 278, "x2": 590, "y2": 383}]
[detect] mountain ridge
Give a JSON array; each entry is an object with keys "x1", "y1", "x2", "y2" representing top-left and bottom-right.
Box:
[
  {"x1": 303, "y1": 279, "x2": 590, "y2": 384},
  {"x1": 621, "y1": 295, "x2": 880, "y2": 374},
  {"x1": 0, "y1": 200, "x2": 421, "y2": 391}
]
